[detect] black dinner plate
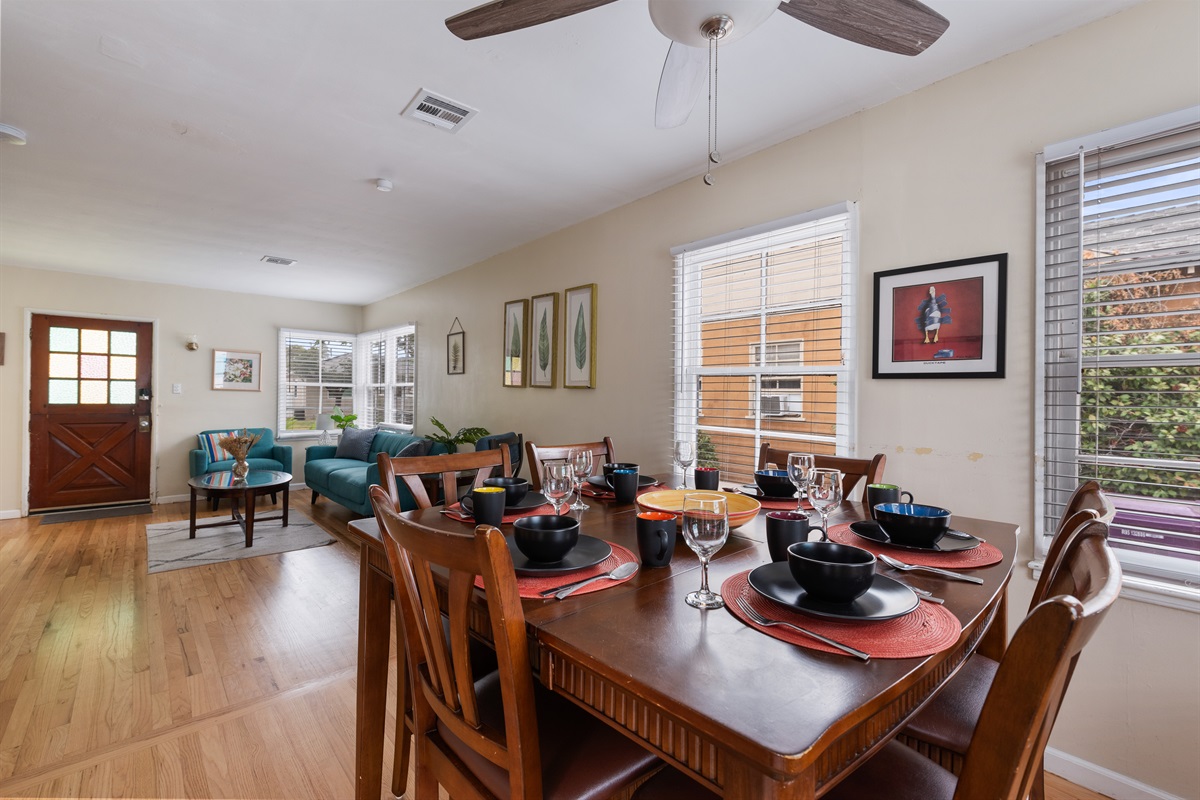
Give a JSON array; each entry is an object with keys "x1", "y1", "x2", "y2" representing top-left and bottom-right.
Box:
[
  {"x1": 849, "y1": 520, "x2": 980, "y2": 553},
  {"x1": 506, "y1": 534, "x2": 612, "y2": 575},
  {"x1": 460, "y1": 491, "x2": 549, "y2": 515},
  {"x1": 746, "y1": 561, "x2": 918, "y2": 621},
  {"x1": 738, "y1": 484, "x2": 798, "y2": 501},
  {"x1": 587, "y1": 475, "x2": 657, "y2": 490}
]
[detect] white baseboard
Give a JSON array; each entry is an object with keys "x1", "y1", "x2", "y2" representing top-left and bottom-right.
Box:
[
  {"x1": 1046, "y1": 748, "x2": 1185, "y2": 800},
  {"x1": 0, "y1": 509, "x2": 21, "y2": 520},
  {"x1": 157, "y1": 482, "x2": 307, "y2": 506}
]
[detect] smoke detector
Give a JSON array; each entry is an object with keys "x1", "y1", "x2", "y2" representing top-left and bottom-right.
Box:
[{"x1": 401, "y1": 89, "x2": 477, "y2": 134}]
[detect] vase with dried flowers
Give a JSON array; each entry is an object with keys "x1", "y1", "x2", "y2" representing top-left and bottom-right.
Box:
[{"x1": 218, "y1": 429, "x2": 263, "y2": 481}]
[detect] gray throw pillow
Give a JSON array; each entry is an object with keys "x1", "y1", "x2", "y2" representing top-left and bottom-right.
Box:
[
  {"x1": 396, "y1": 438, "x2": 432, "y2": 458},
  {"x1": 335, "y1": 427, "x2": 378, "y2": 461}
]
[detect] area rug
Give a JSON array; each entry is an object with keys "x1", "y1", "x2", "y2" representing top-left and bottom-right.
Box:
[{"x1": 145, "y1": 511, "x2": 336, "y2": 574}]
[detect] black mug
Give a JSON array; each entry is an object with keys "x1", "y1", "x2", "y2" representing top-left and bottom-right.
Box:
[
  {"x1": 469, "y1": 487, "x2": 506, "y2": 527},
  {"x1": 606, "y1": 468, "x2": 639, "y2": 504},
  {"x1": 694, "y1": 467, "x2": 720, "y2": 490},
  {"x1": 766, "y1": 511, "x2": 823, "y2": 561},
  {"x1": 636, "y1": 512, "x2": 676, "y2": 567},
  {"x1": 866, "y1": 484, "x2": 914, "y2": 521},
  {"x1": 602, "y1": 462, "x2": 639, "y2": 479}
]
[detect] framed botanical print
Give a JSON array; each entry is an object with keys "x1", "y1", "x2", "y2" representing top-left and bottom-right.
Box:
[
  {"x1": 212, "y1": 349, "x2": 262, "y2": 391},
  {"x1": 447, "y1": 330, "x2": 465, "y2": 375},
  {"x1": 563, "y1": 283, "x2": 597, "y2": 389},
  {"x1": 529, "y1": 292, "x2": 559, "y2": 388},
  {"x1": 503, "y1": 299, "x2": 528, "y2": 387},
  {"x1": 872, "y1": 254, "x2": 1007, "y2": 379}
]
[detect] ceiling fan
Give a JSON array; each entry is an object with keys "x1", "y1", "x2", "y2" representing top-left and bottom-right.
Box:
[{"x1": 445, "y1": 0, "x2": 950, "y2": 129}]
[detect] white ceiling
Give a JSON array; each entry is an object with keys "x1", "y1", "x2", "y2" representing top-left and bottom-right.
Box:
[{"x1": 0, "y1": 0, "x2": 1141, "y2": 305}]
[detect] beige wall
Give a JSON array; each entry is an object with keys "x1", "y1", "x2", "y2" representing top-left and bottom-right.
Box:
[
  {"x1": 0, "y1": 264, "x2": 361, "y2": 510},
  {"x1": 364, "y1": 3, "x2": 1200, "y2": 795}
]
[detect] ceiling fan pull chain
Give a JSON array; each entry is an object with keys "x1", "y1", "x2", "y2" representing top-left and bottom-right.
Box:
[{"x1": 704, "y1": 33, "x2": 719, "y2": 186}]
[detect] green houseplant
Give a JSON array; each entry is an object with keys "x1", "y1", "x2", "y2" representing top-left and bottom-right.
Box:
[
  {"x1": 330, "y1": 408, "x2": 358, "y2": 429},
  {"x1": 426, "y1": 417, "x2": 489, "y2": 452}
]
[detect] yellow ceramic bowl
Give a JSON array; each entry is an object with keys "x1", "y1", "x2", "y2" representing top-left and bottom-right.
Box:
[{"x1": 636, "y1": 490, "x2": 761, "y2": 529}]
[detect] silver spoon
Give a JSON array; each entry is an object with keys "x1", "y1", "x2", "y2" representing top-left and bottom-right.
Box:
[
  {"x1": 542, "y1": 562, "x2": 639, "y2": 599},
  {"x1": 876, "y1": 553, "x2": 984, "y2": 584}
]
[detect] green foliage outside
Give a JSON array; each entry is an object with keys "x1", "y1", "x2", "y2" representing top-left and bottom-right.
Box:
[
  {"x1": 696, "y1": 432, "x2": 719, "y2": 469},
  {"x1": 1080, "y1": 268, "x2": 1199, "y2": 501}
]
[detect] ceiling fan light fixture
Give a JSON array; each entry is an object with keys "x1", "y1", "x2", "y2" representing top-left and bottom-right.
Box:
[
  {"x1": 0, "y1": 123, "x2": 28, "y2": 145},
  {"x1": 648, "y1": 0, "x2": 777, "y2": 47}
]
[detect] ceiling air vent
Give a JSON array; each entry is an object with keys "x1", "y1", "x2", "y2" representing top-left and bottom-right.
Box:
[
  {"x1": 401, "y1": 89, "x2": 478, "y2": 134},
  {"x1": 261, "y1": 255, "x2": 297, "y2": 266}
]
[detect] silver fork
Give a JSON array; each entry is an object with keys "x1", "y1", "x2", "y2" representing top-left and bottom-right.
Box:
[{"x1": 734, "y1": 595, "x2": 870, "y2": 662}]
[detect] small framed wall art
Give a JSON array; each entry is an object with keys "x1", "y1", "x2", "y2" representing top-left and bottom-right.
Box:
[
  {"x1": 447, "y1": 318, "x2": 465, "y2": 375},
  {"x1": 529, "y1": 292, "x2": 559, "y2": 388},
  {"x1": 563, "y1": 283, "x2": 597, "y2": 389},
  {"x1": 212, "y1": 349, "x2": 262, "y2": 391},
  {"x1": 503, "y1": 299, "x2": 529, "y2": 387},
  {"x1": 872, "y1": 253, "x2": 1007, "y2": 379}
]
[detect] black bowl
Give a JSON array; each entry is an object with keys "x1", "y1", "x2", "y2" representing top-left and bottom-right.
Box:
[
  {"x1": 786, "y1": 541, "x2": 876, "y2": 603},
  {"x1": 483, "y1": 476, "x2": 529, "y2": 506},
  {"x1": 513, "y1": 515, "x2": 580, "y2": 563},
  {"x1": 753, "y1": 469, "x2": 795, "y2": 498},
  {"x1": 874, "y1": 503, "x2": 951, "y2": 548},
  {"x1": 602, "y1": 462, "x2": 639, "y2": 478}
]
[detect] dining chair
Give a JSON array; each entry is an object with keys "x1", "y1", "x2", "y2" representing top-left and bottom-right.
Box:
[
  {"x1": 757, "y1": 443, "x2": 886, "y2": 500},
  {"x1": 897, "y1": 482, "x2": 1116, "y2": 797},
  {"x1": 378, "y1": 446, "x2": 512, "y2": 510},
  {"x1": 370, "y1": 494, "x2": 661, "y2": 800},
  {"x1": 525, "y1": 436, "x2": 617, "y2": 491},
  {"x1": 475, "y1": 431, "x2": 524, "y2": 479},
  {"x1": 635, "y1": 518, "x2": 1122, "y2": 800}
]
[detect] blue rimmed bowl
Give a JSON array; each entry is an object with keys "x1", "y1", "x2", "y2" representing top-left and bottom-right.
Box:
[{"x1": 873, "y1": 503, "x2": 951, "y2": 548}]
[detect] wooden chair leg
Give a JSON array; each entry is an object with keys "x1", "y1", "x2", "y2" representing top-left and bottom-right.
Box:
[
  {"x1": 391, "y1": 654, "x2": 412, "y2": 797},
  {"x1": 1031, "y1": 760, "x2": 1046, "y2": 800}
]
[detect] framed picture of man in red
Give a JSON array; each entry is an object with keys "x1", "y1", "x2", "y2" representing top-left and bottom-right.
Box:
[{"x1": 872, "y1": 254, "x2": 1007, "y2": 379}]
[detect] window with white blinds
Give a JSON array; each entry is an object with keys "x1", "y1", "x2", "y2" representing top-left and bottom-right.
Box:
[
  {"x1": 1039, "y1": 108, "x2": 1200, "y2": 586},
  {"x1": 673, "y1": 204, "x2": 857, "y2": 487},
  {"x1": 277, "y1": 324, "x2": 416, "y2": 437}
]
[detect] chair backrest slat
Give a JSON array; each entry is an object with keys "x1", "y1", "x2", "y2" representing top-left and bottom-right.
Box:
[
  {"x1": 378, "y1": 447, "x2": 511, "y2": 510},
  {"x1": 368, "y1": 485, "x2": 544, "y2": 797},
  {"x1": 757, "y1": 443, "x2": 886, "y2": 500},
  {"x1": 526, "y1": 437, "x2": 616, "y2": 490},
  {"x1": 955, "y1": 519, "x2": 1121, "y2": 800},
  {"x1": 1033, "y1": 481, "x2": 1116, "y2": 610}
]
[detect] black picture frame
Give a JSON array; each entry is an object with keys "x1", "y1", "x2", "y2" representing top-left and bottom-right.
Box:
[
  {"x1": 447, "y1": 330, "x2": 465, "y2": 375},
  {"x1": 872, "y1": 254, "x2": 1007, "y2": 379}
]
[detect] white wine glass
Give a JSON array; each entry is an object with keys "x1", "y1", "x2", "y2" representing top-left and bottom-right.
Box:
[
  {"x1": 681, "y1": 493, "x2": 729, "y2": 610},
  {"x1": 786, "y1": 453, "x2": 816, "y2": 513},
  {"x1": 543, "y1": 462, "x2": 574, "y2": 516},
  {"x1": 568, "y1": 448, "x2": 593, "y2": 511},
  {"x1": 672, "y1": 440, "x2": 695, "y2": 489},
  {"x1": 808, "y1": 468, "x2": 843, "y2": 542}
]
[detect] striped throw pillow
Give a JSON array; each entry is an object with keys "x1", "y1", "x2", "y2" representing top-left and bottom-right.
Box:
[{"x1": 198, "y1": 431, "x2": 236, "y2": 463}]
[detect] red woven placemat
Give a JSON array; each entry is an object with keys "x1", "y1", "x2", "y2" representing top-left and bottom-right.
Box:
[
  {"x1": 722, "y1": 571, "x2": 961, "y2": 659},
  {"x1": 474, "y1": 542, "x2": 639, "y2": 599},
  {"x1": 444, "y1": 502, "x2": 563, "y2": 524},
  {"x1": 828, "y1": 523, "x2": 1003, "y2": 568}
]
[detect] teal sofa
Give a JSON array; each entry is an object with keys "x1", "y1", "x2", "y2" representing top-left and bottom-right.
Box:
[{"x1": 304, "y1": 430, "x2": 448, "y2": 515}]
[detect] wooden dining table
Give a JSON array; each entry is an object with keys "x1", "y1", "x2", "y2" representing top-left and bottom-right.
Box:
[{"x1": 345, "y1": 494, "x2": 1017, "y2": 800}]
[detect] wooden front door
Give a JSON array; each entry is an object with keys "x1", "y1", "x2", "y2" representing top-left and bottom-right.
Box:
[{"x1": 28, "y1": 315, "x2": 153, "y2": 511}]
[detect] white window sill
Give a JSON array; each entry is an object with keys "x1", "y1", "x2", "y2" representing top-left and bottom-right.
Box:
[{"x1": 1028, "y1": 559, "x2": 1200, "y2": 613}]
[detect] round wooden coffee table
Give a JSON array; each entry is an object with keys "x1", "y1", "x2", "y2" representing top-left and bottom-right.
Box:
[{"x1": 188, "y1": 470, "x2": 291, "y2": 547}]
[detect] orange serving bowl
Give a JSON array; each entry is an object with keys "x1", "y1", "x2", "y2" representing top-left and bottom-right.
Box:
[{"x1": 636, "y1": 490, "x2": 761, "y2": 529}]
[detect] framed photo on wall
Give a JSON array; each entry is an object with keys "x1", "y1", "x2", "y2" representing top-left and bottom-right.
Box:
[
  {"x1": 872, "y1": 254, "x2": 1007, "y2": 379},
  {"x1": 212, "y1": 349, "x2": 262, "y2": 391},
  {"x1": 447, "y1": 330, "x2": 465, "y2": 375},
  {"x1": 563, "y1": 283, "x2": 597, "y2": 389},
  {"x1": 503, "y1": 299, "x2": 528, "y2": 387},
  {"x1": 529, "y1": 292, "x2": 559, "y2": 388}
]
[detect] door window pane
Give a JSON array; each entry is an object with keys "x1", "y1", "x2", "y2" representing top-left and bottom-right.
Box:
[
  {"x1": 110, "y1": 356, "x2": 137, "y2": 380},
  {"x1": 81, "y1": 329, "x2": 109, "y2": 353},
  {"x1": 49, "y1": 327, "x2": 79, "y2": 352},
  {"x1": 80, "y1": 381, "x2": 108, "y2": 403},
  {"x1": 48, "y1": 380, "x2": 78, "y2": 404},
  {"x1": 49, "y1": 353, "x2": 78, "y2": 378},
  {"x1": 109, "y1": 381, "x2": 136, "y2": 404},
  {"x1": 110, "y1": 331, "x2": 137, "y2": 355},
  {"x1": 81, "y1": 354, "x2": 109, "y2": 379}
]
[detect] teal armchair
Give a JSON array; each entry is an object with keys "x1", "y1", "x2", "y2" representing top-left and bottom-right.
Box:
[{"x1": 189, "y1": 427, "x2": 292, "y2": 509}]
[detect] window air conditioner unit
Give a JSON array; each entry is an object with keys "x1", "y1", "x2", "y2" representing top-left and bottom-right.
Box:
[{"x1": 760, "y1": 395, "x2": 782, "y2": 416}]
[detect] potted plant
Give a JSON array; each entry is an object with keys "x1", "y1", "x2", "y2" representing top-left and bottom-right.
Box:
[
  {"x1": 426, "y1": 417, "x2": 489, "y2": 453},
  {"x1": 330, "y1": 408, "x2": 358, "y2": 429}
]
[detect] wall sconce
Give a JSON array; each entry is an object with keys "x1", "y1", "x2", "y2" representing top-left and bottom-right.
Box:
[{"x1": 185, "y1": 334, "x2": 199, "y2": 351}]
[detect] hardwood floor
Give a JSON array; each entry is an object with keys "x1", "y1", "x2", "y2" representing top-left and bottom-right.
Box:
[{"x1": 0, "y1": 497, "x2": 1112, "y2": 799}]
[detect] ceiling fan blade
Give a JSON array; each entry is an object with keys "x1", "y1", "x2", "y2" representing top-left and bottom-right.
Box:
[
  {"x1": 777, "y1": 0, "x2": 949, "y2": 56},
  {"x1": 655, "y1": 42, "x2": 707, "y2": 129},
  {"x1": 446, "y1": 0, "x2": 617, "y2": 40}
]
